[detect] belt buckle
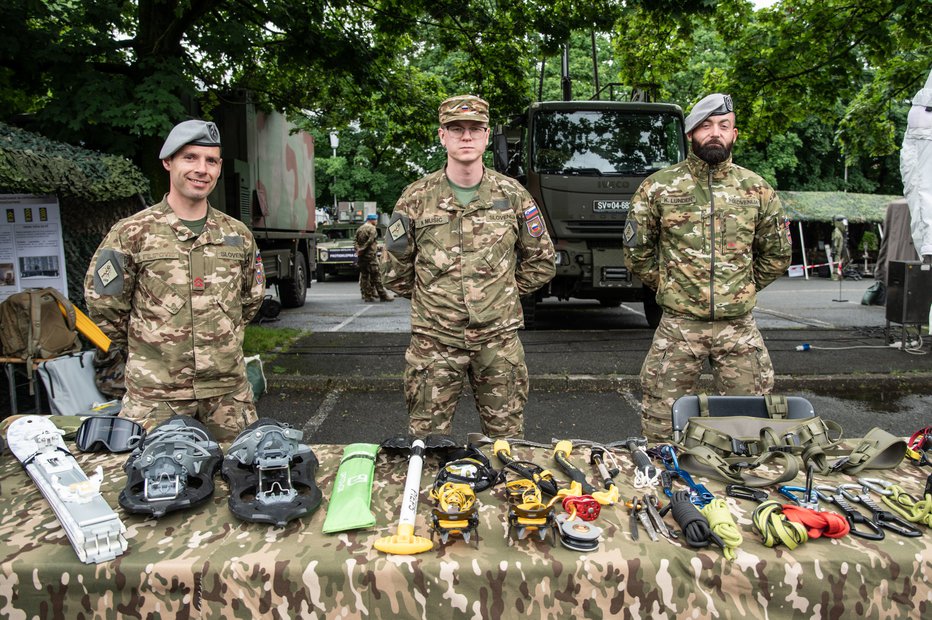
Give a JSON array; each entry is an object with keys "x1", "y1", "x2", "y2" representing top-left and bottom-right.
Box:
[{"x1": 730, "y1": 438, "x2": 749, "y2": 456}]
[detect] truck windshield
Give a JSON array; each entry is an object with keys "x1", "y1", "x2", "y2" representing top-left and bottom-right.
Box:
[{"x1": 532, "y1": 111, "x2": 683, "y2": 175}]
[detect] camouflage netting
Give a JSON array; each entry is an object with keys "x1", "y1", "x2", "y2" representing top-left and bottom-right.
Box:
[
  {"x1": 779, "y1": 191, "x2": 900, "y2": 223},
  {"x1": 0, "y1": 123, "x2": 148, "y2": 309},
  {"x1": 0, "y1": 122, "x2": 148, "y2": 202}
]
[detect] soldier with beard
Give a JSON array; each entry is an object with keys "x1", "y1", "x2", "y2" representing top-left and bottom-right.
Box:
[{"x1": 623, "y1": 93, "x2": 792, "y2": 441}]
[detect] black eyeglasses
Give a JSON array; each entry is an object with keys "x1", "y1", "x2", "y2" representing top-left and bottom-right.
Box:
[
  {"x1": 444, "y1": 125, "x2": 489, "y2": 138},
  {"x1": 75, "y1": 416, "x2": 146, "y2": 453}
]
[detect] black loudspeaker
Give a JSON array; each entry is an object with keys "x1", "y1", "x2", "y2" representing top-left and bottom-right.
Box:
[{"x1": 886, "y1": 260, "x2": 932, "y2": 324}]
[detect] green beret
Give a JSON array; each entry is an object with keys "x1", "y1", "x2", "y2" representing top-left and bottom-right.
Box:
[
  {"x1": 684, "y1": 93, "x2": 734, "y2": 135},
  {"x1": 159, "y1": 120, "x2": 222, "y2": 159},
  {"x1": 438, "y1": 95, "x2": 490, "y2": 125}
]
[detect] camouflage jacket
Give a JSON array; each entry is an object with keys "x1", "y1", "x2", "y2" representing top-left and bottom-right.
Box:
[
  {"x1": 354, "y1": 222, "x2": 378, "y2": 260},
  {"x1": 624, "y1": 152, "x2": 791, "y2": 320},
  {"x1": 85, "y1": 197, "x2": 265, "y2": 400},
  {"x1": 381, "y1": 168, "x2": 555, "y2": 349}
]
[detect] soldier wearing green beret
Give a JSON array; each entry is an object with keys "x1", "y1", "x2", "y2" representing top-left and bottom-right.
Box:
[
  {"x1": 85, "y1": 119, "x2": 266, "y2": 441},
  {"x1": 381, "y1": 95, "x2": 556, "y2": 439},
  {"x1": 623, "y1": 94, "x2": 792, "y2": 441}
]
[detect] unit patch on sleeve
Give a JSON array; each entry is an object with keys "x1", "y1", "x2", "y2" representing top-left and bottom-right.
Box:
[
  {"x1": 255, "y1": 250, "x2": 265, "y2": 286},
  {"x1": 623, "y1": 220, "x2": 638, "y2": 247},
  {"x1": 524, "y1": 203, "x2": 545, "y2": 237},
  {"x1": 389, "y1": 218, "x2": 406, "y2": 242}
]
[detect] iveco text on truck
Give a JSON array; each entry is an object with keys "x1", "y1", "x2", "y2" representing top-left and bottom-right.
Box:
[{"x1": 493, "y1": 100, "x2": 686, "y2": 327}]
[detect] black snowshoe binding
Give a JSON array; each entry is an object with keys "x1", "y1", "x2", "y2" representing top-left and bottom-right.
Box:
[
  {"x1": 119, "y1": 415, "x2": 223, "y2": 518},
  {"x1": 222, "y1": 418, "x2": 322, "y2": 526}
]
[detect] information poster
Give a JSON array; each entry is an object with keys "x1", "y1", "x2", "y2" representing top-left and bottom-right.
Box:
[{"x1": 0, "y1": 194, "x2": 68, "y2": 303}]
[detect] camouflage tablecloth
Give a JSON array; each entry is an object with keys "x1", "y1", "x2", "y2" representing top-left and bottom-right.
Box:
[{"x1": 0, "y1": 442, "x2": 930, "y2": 619}]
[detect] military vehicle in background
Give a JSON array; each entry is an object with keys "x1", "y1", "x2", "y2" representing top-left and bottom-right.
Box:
[
  {"x1": 315, "y1": 201, "x2": 382, "y2": 281},
  {"x1": 492, "y1": 53, "x2": 686, "y2": 328},
  {"x1": 211, "y1": 97, "x2": 316, "y2": 307}
]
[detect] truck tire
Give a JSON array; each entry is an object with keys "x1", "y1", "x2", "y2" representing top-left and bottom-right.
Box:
[
  {"x1": 643, "y1": 288, "x2": 662, "y2": 329},
  {"x1": 520, "y1": 294, "x2": 537, "y2": 330},
  {"x1": 316, "y1": 266, "x2": 327, "y2": 283},
  {"x1": 279, "y1": 250, "x2": 308, "y2": 308}
]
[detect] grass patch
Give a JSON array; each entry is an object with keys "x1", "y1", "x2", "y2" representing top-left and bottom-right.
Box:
[{"x1": 244, "y1": 325, "x2": 305, "y2": 358}]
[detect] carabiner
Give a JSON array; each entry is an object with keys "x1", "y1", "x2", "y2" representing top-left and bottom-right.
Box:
[
  {"x1": 839, "y1": 483, "x2": 923, "y2": 538},
  {"x1": 725, "y1": 484, "x2": 768, "y2": 503},
  {"x1": 815, "y1": 485, "x2": 885, "y2": 540},
  {"x1": 777, "y1": 485, "x2": 820, "y2": 510}
]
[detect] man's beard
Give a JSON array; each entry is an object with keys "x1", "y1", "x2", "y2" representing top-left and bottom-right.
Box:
[{"x1": 692, "y1": 139, "x2": 732, "y2": 165}]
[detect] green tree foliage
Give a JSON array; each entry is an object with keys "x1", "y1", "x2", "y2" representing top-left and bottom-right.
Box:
[{"x1": 612, "y1": 0, "x2": 928, "y2": 194}]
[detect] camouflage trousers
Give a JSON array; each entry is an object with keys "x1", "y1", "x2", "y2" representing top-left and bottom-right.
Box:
[
  {"x1": 121, "y1": 383, "x2": 257, "y2": 443},
  {"x1": 403, "y1": 332, "x2": 528, "y2": 439},
  {"x1": 358, "y1": 254, "x2": 388, "y2": 301},
  {"x1": 639, "y1": 313, "x2": 775, "y2": 442}
]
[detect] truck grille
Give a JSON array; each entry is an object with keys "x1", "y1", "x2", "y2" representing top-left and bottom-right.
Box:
[{"x1": 566, "y1": 221, "x2": 627, "y2": 234}]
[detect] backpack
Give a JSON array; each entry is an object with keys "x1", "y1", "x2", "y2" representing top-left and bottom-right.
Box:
[{"x1": 0, "y1": 287, "x2": 82, "y2": 363}]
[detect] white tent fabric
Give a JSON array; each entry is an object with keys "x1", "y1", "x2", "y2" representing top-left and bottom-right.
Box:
[{"x1": 901, "y1": 68, "x2": 932, "y2": 258}]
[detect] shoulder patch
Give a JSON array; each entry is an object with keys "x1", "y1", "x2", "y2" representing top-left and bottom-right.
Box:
[
  {"x1": 526, "y1": 215, "x2": 545, "y2": 237},
  {"x1": 94, "y1": 249, "x2": 124, "y2": 295},
  {"x1": 255, "y1": 250, "x2": 265, "y2": 285},
  {"x1": 623, "y1": 220, "x2": 638, "y2": 247}
]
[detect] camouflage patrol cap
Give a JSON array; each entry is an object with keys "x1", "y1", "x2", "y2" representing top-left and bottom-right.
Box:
[
  {"x1": 438, "y1": 95, "x2": 490, "y2": 125},
  {"x1": 684, "y1": 93, "x2": 734, "y2": 135},
  {"x1": 159, "y1": 119, "x2": 222, "y2": 159}
]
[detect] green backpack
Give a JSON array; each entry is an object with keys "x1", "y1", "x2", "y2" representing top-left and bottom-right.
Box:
[{"x1": 0, "y1": 287, "x2": 82, "y2": 365}]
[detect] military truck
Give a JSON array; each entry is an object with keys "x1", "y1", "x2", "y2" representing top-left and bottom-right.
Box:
[
  {"x1": 492, "y1": 100, "x2": 686, "y2": 327},
  {"x1": 315, "y1": 201, "x2": 381, "y2": 281},
  {"x1": 211, "y1": 100, "x2": 316, "y2": 307}
]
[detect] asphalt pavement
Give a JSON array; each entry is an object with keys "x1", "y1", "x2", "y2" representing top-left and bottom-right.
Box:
[{"x1": 255, "y1": 274, "x2": 932, "y2": 444}]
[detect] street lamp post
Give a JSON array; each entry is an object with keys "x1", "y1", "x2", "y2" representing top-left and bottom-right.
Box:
[{"x1": 329, "y1": 131, "x2": 339, "y2": 211}]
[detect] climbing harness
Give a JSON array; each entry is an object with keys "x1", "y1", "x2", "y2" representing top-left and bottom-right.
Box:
[{"x1": 906, "y1": 426, "x2": 932, "y2": 465}]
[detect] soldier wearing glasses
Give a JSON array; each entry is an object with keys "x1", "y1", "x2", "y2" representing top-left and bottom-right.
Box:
[{"x1": 381, "y1": 95, "x2": 556, "y2": 439}]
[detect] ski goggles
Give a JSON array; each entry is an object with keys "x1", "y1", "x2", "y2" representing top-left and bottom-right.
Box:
[{"x1": 75, "y1": 416, "x2": 146, "y2": 453}]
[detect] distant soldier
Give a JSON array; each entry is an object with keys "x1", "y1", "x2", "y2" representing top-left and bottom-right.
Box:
[
  {"x1": 831, "y1": 216, "x2": 850, "y2": 279},
  {"x1": 381, "y1": 94, "x2": 556, "y2": 438},
  {"x1": 624, "y1": 93, "x2": 792, "y2": 441},
  {"x1": 355, "y1": 213, "x2": 392, "y2": 302},
  {"x1": 85, "y1": 119, "x2": 265, "y2": 441}
]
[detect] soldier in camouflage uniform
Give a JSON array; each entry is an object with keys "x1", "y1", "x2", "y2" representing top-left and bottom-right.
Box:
[
  {"x1": 623, "y1": 94, "x2": 792, "y2": 441},
  {"x1": 355, "y1": 213, "x2": 393, "y2": 302},
  {"x1": 381, "y1": 95, "x2": 556, "y2": 438},
  {"x1": 85, "y1": 120, "x2": 265, "y2": 441}
]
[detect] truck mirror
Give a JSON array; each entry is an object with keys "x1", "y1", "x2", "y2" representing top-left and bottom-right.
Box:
[{"x1": 492, "y1": 131, "x2": 509, "y2": 172}]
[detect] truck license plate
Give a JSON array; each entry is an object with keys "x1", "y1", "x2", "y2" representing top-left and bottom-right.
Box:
[{"x1": 593, "y1": 200, "x2": 629, "y2": 212}]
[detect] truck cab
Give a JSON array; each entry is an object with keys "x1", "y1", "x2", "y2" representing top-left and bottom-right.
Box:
[
  {"x1": 315, "y1": 202, "x2": 383, "y2": 281},
  {"x1": 493, "y1": 100, "x2": 686, "y2": 327}
]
